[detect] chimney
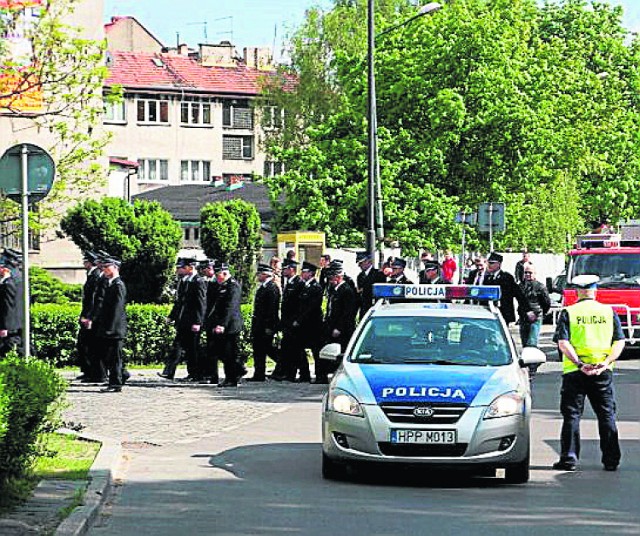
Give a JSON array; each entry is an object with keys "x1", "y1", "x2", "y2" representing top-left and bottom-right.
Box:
[
  {"x1": 199, "y1": 41, "x2": 236, "y2": 67},
  {"x1": 243, "y1": 47, "x2": 273, "y2": 70}
]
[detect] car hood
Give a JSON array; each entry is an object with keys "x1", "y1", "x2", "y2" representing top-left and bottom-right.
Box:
[{"x1": 335, "y1": 363, "x2": 520, "y2": 406}]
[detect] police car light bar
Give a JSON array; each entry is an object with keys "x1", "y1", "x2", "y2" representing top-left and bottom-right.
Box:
[{"x1": 372, "y1": 284, "x2": 501, "y2": 301}]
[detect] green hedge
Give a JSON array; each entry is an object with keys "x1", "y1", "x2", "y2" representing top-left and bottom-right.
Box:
[
  {"x1": 0, "y1": 353, "x2": 66, "y2": 487},
  {"x1": 31, "y1": 303, "x2": 254, "y2": 367},
  {"x1": 30, "y1": 266, "x2": 82, "y2": 304}
]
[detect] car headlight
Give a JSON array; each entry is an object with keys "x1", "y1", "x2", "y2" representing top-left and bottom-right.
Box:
[
  {"x1": 483, "y1": 392, "x2": 524, "y2": 419},
  {"x1": 328, "y1": 388, "x2": 364, "y2": 417}
]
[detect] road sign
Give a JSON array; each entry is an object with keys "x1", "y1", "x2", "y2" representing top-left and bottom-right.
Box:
[
  {"x1": 0, "y1": 143, "x2": 55, "y2": 202},
  {"x1": 477, "y1": 202, "x2": 506, "y2": 233},
  {"x1": 455, "y1": 211, "x2": 477, "y2": 225}
]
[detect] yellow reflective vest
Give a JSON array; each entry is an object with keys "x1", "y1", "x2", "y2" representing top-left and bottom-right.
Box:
[{"x1": 563, "y1": 299, "x2": 615, "y2": 374}]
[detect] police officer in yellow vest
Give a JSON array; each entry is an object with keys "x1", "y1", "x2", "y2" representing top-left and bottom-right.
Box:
[{"x1": 553, "y1": 275, "x2": 625, "y2": 472}]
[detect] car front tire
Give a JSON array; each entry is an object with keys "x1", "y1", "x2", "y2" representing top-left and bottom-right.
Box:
[
  {"x1": 504, "y1": 451, "x2": 530, "y2": 484},
  {"x1": 322, "y1": 452, "x2": 348, "y2": 480}
]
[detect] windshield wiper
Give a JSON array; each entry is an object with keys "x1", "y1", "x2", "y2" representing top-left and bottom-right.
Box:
[
  {"x1": 597, "y1": 279, "x2": 640, "y2": 288},
  {"x1": 403, "y1": 359, "x2": 460, "y2": 365},
  {"x1": 355, "y1": 354, "x2": 384, "y2": 363}
]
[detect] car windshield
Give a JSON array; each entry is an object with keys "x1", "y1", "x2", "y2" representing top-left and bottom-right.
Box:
[
  {"x1": 350, "y1": 316, "x2": 512, "y2": 366},
  {"x1": 570, "y1": 253, "x2": 640, "y2": 288}
]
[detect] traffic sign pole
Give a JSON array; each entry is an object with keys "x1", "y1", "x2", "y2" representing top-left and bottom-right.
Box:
[{"x1": 21, "y1": 145, "x2": 31, "y2": 357}]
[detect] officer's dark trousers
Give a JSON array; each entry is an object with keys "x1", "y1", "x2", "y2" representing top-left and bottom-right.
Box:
[
  {"x1": 201, "y1": 334, "x2": 219, "y2": 382},
  {"x1": 100, "y1": 337, "x2": 124, "y2": 387},
  {"x1": 164, "y1": 328, "x2": 201, "y2": 379},
  {"x1": 77, "y1": 327, "x2": 105, "y2": 380},
  {"x1": 559, "y1": 370, "x2": 621, "y2": 467},
  {"x1": 252, "y1": 332, "x2": 277, "y2": 380},
  {"x1": 279, "y1": 331, "x2": 304, "y2": 380},
  {"x1": 211, "y1": 332, "x2": 244, "y2": 383}
]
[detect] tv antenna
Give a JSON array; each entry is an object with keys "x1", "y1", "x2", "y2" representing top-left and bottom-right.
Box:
[
  {"x1": 187, "y1": 21, "x2": 208, "y2": 41},
  {"x1": 212, "y1": 16, "x2": 234, "y2": 42}
]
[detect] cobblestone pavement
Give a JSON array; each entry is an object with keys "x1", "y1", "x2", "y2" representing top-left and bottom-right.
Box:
[{"x1": 61, "y1": 369, "x2": 329, "y2": 447}]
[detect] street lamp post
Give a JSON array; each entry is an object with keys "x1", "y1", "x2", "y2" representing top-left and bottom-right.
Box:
[{"x1": 367, "y1": 1, "x2": 442, "y2": 263}]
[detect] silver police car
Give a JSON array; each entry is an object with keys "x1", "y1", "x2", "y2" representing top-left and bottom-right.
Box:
[{"x1": 320, "y1": 284, "x2": 546, "y2": 484}]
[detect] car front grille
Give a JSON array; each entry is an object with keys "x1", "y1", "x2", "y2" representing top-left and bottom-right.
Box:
[
  {"x1": 378, "y1": 443, "x2": 468, "y2": 457},
  {"x1": 380, "y1": 402, "x2": 468, "y2": 424}
]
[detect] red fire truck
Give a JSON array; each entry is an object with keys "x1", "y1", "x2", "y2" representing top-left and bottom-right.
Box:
[{"x1": 562, "y1": 221, "x2": 640, "y2": 346}]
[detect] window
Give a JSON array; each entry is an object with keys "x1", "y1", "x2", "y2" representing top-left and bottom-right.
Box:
[
  {"x1": 223, "y1": 136, "x2": 254, "y2": 160},
  {"x1": 138, "y1": 159, "x2": 169, "y2": 181},
  {"x1": 180, "y1": 98, "x2": 212, "y2": 126},
  {"x1": 104, "y1": 99, "x2": 126, "y2": 123},
  {"x1": 263, "y1": 106, "x2": 283, "y2": 129},
  {"x1": 137, "y1": 97, "x2": 170, "y2": 124},
  {"x1": 180, "y1": 160, "x2": 211, "y2": 182},
  {"x1": 184, "y1": 228, "x2": 191, "y2": 241},
  {"x1": 222, "y1": 100, "x2": 254, "y2": 129},
  {"x1": 264, "y1": 161, "x2": 285, "y2": 177}
]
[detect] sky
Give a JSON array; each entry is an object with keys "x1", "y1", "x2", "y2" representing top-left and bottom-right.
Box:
[{"x1": 104, "y1": 0, "x2": 640, "y2": 55}]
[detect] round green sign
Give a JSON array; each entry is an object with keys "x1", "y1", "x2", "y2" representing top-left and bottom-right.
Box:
[{"x1": 0, "y1": 143, "x2": 56, "y2": 202}]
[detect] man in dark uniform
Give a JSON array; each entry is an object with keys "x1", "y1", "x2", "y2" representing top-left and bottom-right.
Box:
[
  {"x1": 91, "y1": 257, "x2": 127, "y2": 392},
  {"x1": 249, "y1": 263, "x2": 280, "y2": 382},
  {"x1": 160, "y1": 258, "x2": 207, "y2": 381},
  {"x1": 553, "y1": 275, "x2": 625, "y2": 472},
  {"x1": 318, "y1": 254, "x2": 332, "y2": 292},
  {"x1": 77, "y1": 251, "x2": 104, "y2": 382},
  {"x1": 272, "y1": 259, "x2": 304, "y2": 381},
  {"x1": 420, "y1": 260, "x2": 444, "y2": 284},
  {"x1": 200, "y1": 259, "x2": 220, "y2": 383},
  {"x1": 0, "y1": 249, "x2": 23, "y2": 358},
  {"x1": 356, "y1": 251, "x2": 386, "y2": 320},
  {"x1": 296, "y1": 261, "x2": 325, "y2": 383},
  {"x1": 206, "y1": 263, "x2": 244, "y2": 387},
  {"x1": 324, "y1": 264, "x2": 358, "y2": 353},
  {"x1": 482, "y1": 252, "x2": 534, "y2": 326},
  {"x1": 388, "y1": 257, "x2": 413, "y2": 284}
]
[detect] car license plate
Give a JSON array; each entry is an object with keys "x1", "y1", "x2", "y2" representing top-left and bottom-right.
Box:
[{"x1": 391, "y1": 429, "x2": 457, "y2": 444}]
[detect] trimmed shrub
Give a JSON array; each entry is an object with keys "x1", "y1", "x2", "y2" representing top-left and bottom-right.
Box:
[
  {"x1": 0, "y1": 353, "x2": 67, "y2": 486},
  {"x1": 30, "y1": 303, "x2": 254, "y2": 366},
  {"x1": 30, "y1": 267, "x2": 82, "y2": 304}
]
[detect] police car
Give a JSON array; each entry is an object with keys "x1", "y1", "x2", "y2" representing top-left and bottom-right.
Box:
[{"x1": 319, "y1": 284, "x2": 546, "y2": 484}]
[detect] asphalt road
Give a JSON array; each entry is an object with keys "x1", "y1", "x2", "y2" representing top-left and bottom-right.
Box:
[{"x1": 86, "y1": 351, "x2": 639, "y2": 536}]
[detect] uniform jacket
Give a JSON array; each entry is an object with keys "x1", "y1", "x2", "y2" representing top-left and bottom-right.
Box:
[
  {"x1": 251, "y1": 279, "x2": 281, "y2": 337},
  {"x1": 483, "y1": 270, "x2": 531, "y2": 324},
  {"x1": 297, "y1": 278, "x2": 324, "y2": 344},
  {"x1": 205, "y1": 279, "x2": 220, "y2": 318},
  {"x1": 357, "y1": 267, "x2": 386, "y2": 318},
  {"x1": 206, "y1": 278, "x2": 243, "y2": 334},
  {"x1": 93, "y1": 277, "x2": 127, "y2": 339},
  {"x1": 325, "y1": 281, "x2": 357, "y2": 339},
  {"x1": 0, "y1": 275, "x2": 21, "y2": 332},
  {"x1": 80, "y1": 268, "x2": 100, "y2": 319},
  {"x1": 169, "y1": 275, "x2": 207, "y2": 330},
  {"x1": 280, "y1": 275, "x2": 305, "y2": 330},
  {"x1": 465, "y1": 268, "x2": 487, "y2": 285}
]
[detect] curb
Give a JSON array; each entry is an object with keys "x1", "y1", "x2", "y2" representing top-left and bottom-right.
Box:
[{"x1": 54, "y1": 431, "x2": 122, "y2": 536}]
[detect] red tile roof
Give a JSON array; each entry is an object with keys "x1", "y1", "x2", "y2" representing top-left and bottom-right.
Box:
[{"x1": 105, "y1": 51, "x2": 286, "y2": 96}]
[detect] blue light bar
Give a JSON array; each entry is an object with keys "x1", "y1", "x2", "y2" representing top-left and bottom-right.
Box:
[{"x1": 372, "y1": 284, "x2": 501, "y2": 301}]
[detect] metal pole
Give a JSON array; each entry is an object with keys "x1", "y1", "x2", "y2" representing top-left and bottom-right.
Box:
[
  {"x1": 460, "y1": 212, "x2": 466, "y2": 284},
  {"x1": 366, "y1": 0, "x2": 376, "y2": 260},
  {"x1": 20, "y1": 145, "x2": 30, "y2": 358},
  {"x1": 489, "y1": 202, "x2": 494, "y2": 253}
]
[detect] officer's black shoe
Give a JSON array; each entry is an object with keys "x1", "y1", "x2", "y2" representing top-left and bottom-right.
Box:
[
  {"x1": 218, "y1": 379, "x2": 238, "y2": 387},
  {"x1": 552, "y1": 460, "x2": 577, "y2": 471},
  {"x1": 75, "y1": 374, "x2": 87, "y2": 381},
  {"x1": 156, "y1": 372, "x2": 173, "y2": 380},
  {"x1": 270, "y1": 374, "x2": 285, "y2": 382},
  {"x1": 246, "y1": 376, "x2": 265, "y2": 382},
  {"x1": 122, "y1": 370, "x2": 131, "y2": 384},
  {"x1": 603, "y1": 464, "x2": 618, "y2": 471},
  {"x1": 100, "y1": 385, "x2": 122, "y2": 393}
]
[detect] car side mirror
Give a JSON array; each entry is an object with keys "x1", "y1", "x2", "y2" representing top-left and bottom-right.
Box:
[
  {"x1": 319, "y1": 343, "x2": 342, "y2": 361},
  {"x1": 519, "y1": 347, "x2": 546, "y2": 367}
]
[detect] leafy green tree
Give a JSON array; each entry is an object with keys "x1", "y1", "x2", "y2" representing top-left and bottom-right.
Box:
[
  {"x1": 60, "y1": 198, "x2": 182, "y2": 304},
  {"x1": 261, "y1": 0, "x2": 640, "y2": 253},
  {"x1": 200, "y1": 200, "x2": 262, "y2": 301},
  {"x1": 0, "y1": 0, "x2": 117, "y2": 243}
]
